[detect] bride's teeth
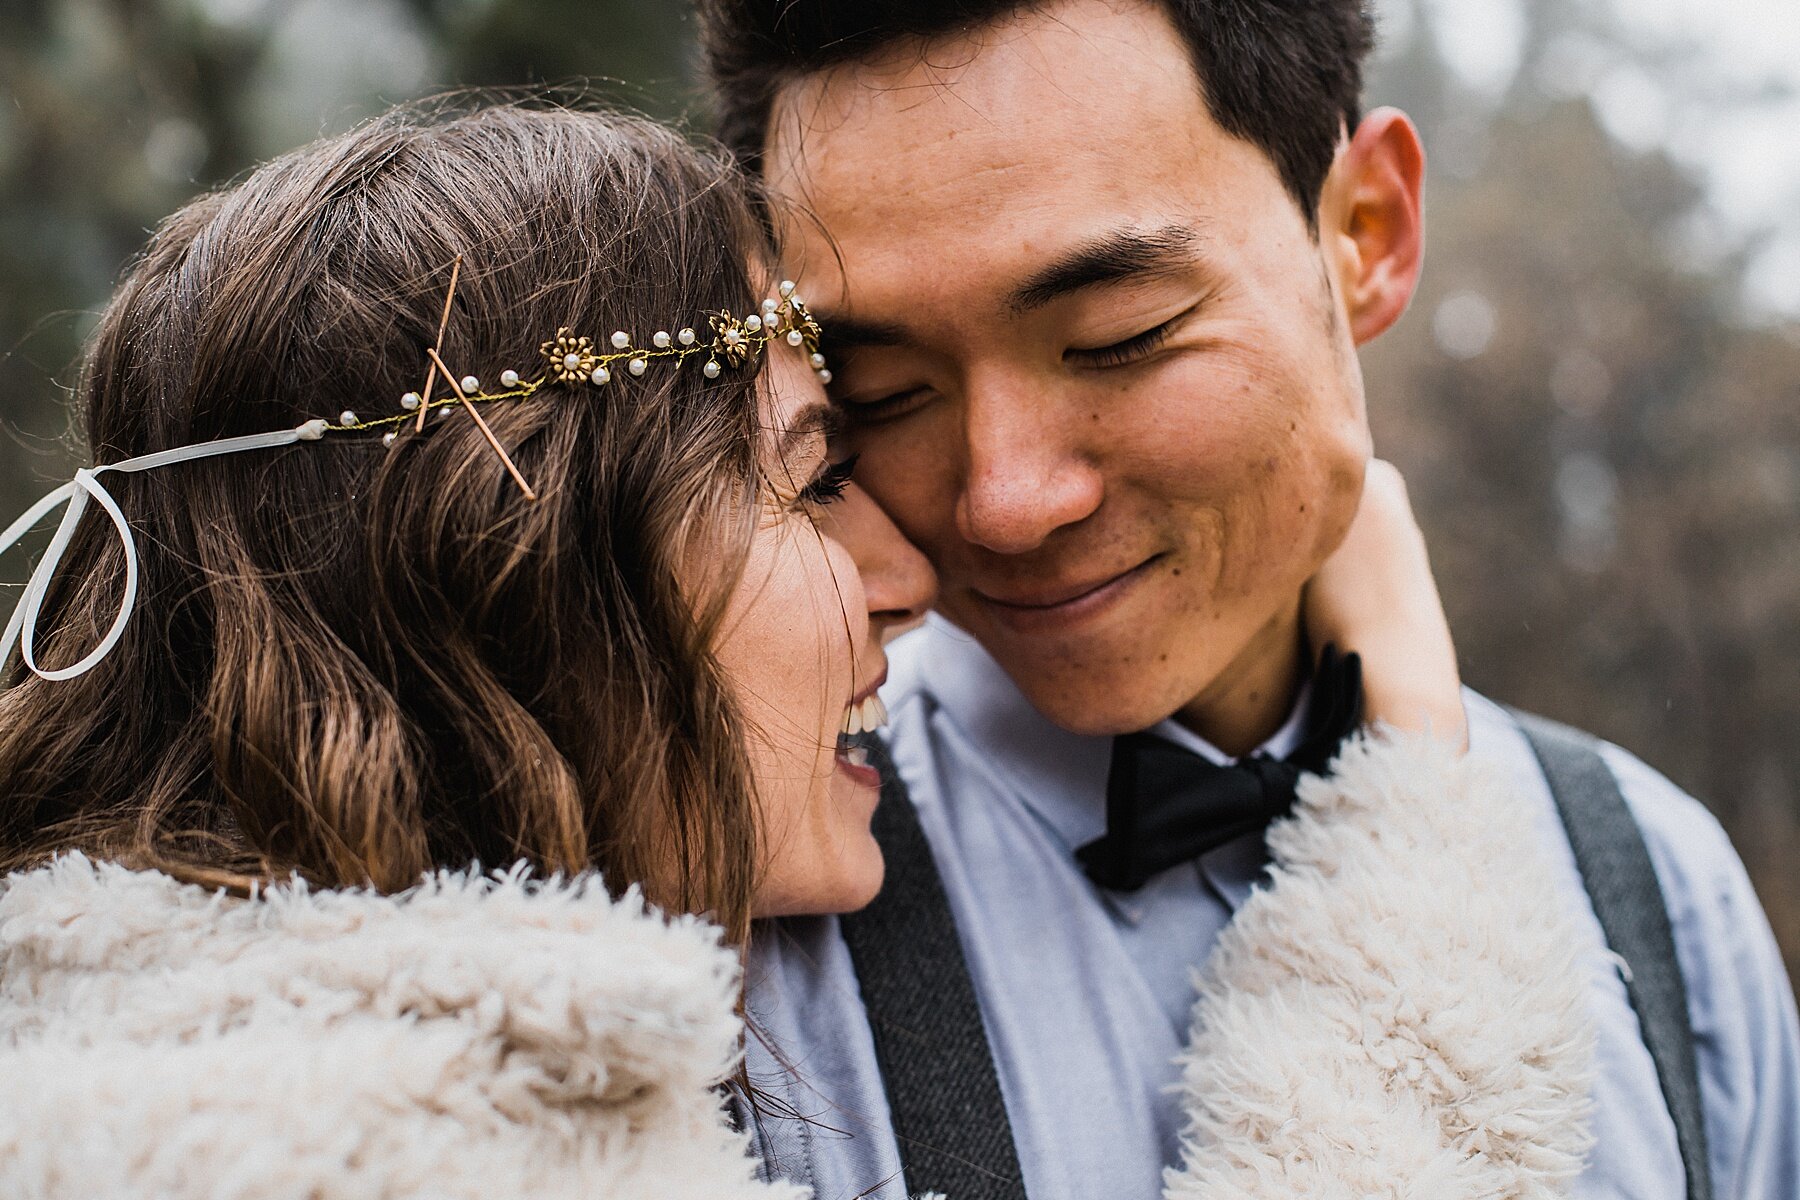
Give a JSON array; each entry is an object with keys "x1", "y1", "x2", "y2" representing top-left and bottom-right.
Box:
[
  {"x1": 840, "y1": 693, "x2": 888, "y2": 738},
  {"x1": 845, "y1": 746, "x2": 870, "y2": 769}
]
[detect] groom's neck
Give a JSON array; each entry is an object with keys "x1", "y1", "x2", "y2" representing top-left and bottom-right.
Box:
[{"x1": 1171, "y1": 602, "x2": 1308, "y2": 757}]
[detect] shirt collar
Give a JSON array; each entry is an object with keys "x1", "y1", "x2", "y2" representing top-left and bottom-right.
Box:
[
  {"x1": 890, "y1": 615, "x2": 1312, "y2": 861},
  {"x1": 1146, "y1": 678, "x2": 1314, "y2": 766}
]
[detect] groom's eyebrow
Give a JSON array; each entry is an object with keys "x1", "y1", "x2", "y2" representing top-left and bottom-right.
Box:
[
  {"x1": 816, "y1": 314, "x2": 909, "y2": 354},
  {"x1": 1007, "y1": 224, "x2": 1202, "y2": 314}
]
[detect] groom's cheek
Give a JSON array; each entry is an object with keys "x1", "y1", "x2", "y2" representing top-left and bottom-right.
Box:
[
  {"x1": 844, "y1": 411, "x2": 967, "y2": 563},
  {"x1": 1131, "y1": 396, "x2": 1366, "y2": 610},
  {"x1": 1278, "y1": 390, "x2": 1377, "y2": 573}
]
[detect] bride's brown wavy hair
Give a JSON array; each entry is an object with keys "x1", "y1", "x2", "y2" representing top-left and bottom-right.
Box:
[{"x1": 0, "y1": 102, "x2": 774, "y2": 942}]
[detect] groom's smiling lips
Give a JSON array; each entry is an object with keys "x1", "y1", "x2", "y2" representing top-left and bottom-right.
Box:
[{"x1": 970, "y1": 553, "x2": 1165, "y2": 632}]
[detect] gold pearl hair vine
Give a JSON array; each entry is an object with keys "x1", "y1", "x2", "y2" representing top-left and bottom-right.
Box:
[
  {"x1": 317, "y1": 259, "x2": 831, "y2": 502},
  {"x1": 0, "y1": 257, "x2": 831, "y2": 684}
]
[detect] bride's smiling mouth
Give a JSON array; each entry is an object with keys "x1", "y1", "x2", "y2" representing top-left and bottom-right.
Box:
[{"x1": 834, "y1": 675, "x2": 888, "y2": 788}]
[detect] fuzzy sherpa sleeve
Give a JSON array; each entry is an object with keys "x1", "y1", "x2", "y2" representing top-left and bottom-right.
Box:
[
  {"x1": 1165, "y1": 731, "x2": 1601, "y2": 1200},
  {"x1": 0, "y1": 855, "x2": 808, "y2": 1200}
]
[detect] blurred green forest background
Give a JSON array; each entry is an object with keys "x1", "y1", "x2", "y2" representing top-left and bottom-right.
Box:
[{"x1": 3, "y1": 0, "x2": 1798, "y2": 986}]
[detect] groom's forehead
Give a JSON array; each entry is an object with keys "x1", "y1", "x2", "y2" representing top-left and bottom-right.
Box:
[
  {"x1": 763, "y1": 8, "x2": 1277, "y2": 323},
  {"x1": 764, "y1": 1, "x2": 1206, "y2": 165},
  {"x1": 764, "y1": 4, "x2": 1234, "y2": 247},
  {"x1": 708, "y1": 0, "x2": 1372, "y2": 246}
]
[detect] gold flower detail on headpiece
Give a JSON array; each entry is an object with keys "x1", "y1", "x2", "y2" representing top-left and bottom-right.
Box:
[
  {"x1": 541, "y1": 328, "x2": 599, "y2": 383},
  {"x1": 708, "y1": 311, "x2": 757, "y2": 370}
]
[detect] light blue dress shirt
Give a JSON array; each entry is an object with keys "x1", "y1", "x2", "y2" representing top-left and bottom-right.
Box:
[{"x1": 740, "y1": 615, "x2": 1800, "y2": 1200}]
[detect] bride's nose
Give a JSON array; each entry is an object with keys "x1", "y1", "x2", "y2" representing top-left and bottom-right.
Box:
[{"x1": 828, "y1": 485, "x2": 937, "y2": 639}]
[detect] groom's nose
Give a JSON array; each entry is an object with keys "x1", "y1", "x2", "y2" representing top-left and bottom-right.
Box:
[
  {"x1": 954, "y1": 383, "x2": 1105, "y2": 555},
  {"x1": 828, "y1": 486, "x2": 937, "y2": 639}
]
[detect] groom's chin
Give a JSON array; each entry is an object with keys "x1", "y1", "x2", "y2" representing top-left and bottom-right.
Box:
[
  {"x1": 957, "y1": 595, "x2": 1310, "y2": 740},
  {"x1": 940, "y1": 609, "x2": 1202, "y2": 739},
  {"x1": 986, "y1": 647, "x2": 1206, "y2": 738}
]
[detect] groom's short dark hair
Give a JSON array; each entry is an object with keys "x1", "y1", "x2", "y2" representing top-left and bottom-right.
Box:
[{"x1": 695, "y1": 0, "x2": 1376, "y2": 219}]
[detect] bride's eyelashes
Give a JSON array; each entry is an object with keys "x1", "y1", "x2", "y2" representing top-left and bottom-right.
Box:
[{"x1": 799, "y1": 454, "x2": 859, "y2": 507}]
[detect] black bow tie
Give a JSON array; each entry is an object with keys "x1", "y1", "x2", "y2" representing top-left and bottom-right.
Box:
[{"x1": 1074, "y1": 646, "x2": 1364, "y2": 892}]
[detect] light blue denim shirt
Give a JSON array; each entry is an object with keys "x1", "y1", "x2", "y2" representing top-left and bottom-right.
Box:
[{"x1": 740, "y1": 616, "x2": 1800, "y2": 1200}]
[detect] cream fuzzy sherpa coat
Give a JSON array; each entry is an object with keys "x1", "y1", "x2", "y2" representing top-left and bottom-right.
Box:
[{"x1": 0, "y1": 734, "x2": 1599, "y2": 1199}]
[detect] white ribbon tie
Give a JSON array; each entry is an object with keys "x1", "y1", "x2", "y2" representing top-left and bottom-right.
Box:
[{"x1": 0, "y1": 424, "x2": 320, "y2": 683}]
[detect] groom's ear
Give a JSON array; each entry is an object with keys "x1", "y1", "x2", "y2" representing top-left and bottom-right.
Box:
[{"x1": 1319, "y1": 107, "x2": 1425, "y2": 347}]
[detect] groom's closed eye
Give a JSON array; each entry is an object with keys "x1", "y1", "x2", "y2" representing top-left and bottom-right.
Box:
[
  {"x1": 1065, "y1": 299, "x2": 1205, "y2": 369},
  {"x1": 833, "y1": 381, "x2": 936, "y2": 426},
  {"x1": 830, "y1": 294, "x2": 1211, "y2": 421}
]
